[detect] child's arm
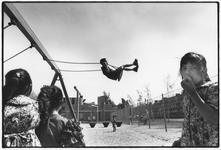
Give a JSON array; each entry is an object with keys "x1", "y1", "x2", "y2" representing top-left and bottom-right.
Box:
[
  {"x1": 103, "y1": 63, "x2": 110, "y2": 73},
  {"x1": 181, "y1": 76, "x2": 218, "y2": 126}
]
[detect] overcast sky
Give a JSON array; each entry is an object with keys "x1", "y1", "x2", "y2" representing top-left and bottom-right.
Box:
[{"x1": 3, "y1": 2, "x2": 218, "y2": 105}]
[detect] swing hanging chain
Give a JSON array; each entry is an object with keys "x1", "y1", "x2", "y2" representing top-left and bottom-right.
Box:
[
  {"x1": 60, "y1": 69, "x2": 101, "y2": 72},
  {"x1": 4, "y1": 43, "x2": 34, "y2": 63},
  {"x1": 4, "y1": 19, "x2": 17, "y2": 30},
  {"x1": 49, "y1": 59, "x2": 100, "y2": 65}
]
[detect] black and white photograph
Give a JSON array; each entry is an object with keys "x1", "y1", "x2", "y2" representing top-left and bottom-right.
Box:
[{"x1": 2, "y1": 1, "x2": 219, "y2": 148}]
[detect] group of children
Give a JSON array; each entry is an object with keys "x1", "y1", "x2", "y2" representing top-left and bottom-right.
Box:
[{"x1": 3, "y1": 52, "x2": 218, "y2": 147}]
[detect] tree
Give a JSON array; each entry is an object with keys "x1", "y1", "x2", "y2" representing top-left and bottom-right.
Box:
[
  {"x1": 103, "y1": 91, "x2": 116, "y2": 106},
  {"x1": 144, "y1": 84, "x2": 154, "y2": 123},
  {"x1": 127, "y1": 94, "x2": 136, "y2": 106},
  {"x1": 144, "y1": 84, "x2": 153, "y2": 104},
  {"x1": 117, "y1": 103, "x2": 124, "y2": 109},
  {"x1": 137, "y1": 90, "x2": 143, "y2": 104},
  {"x1": 164, "y1": 74, "x2": 174, "y2": 122},
  {"x1": 164, "y1": 74, "x2": 174, "y2": 98},
  {"x1": 117, "y1": 98, "x2": 128, "y2": 109},
  {"x1": 103, "y1": 91, "x2": 110, "y2": 103},
  {"x1": 122, "y1": 98, "x2": 129, "y2": 106}
]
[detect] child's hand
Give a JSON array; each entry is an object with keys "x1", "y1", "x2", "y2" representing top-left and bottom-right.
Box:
[{"x1": 181, "y1": 75, "x2": 196, "y2": 96}]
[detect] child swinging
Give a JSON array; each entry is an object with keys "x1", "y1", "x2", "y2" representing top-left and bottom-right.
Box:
[{"x1": 100, "y1": 58, "x2": 139, "y2": 81}]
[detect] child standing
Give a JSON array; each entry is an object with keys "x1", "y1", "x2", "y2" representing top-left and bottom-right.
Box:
[
  {"x1": 36, "y1": 85, "x2": 85, "y2": 147},
  {"x1": 3, "y1": 69, "x2": 41, "y2": 147},
  {"x1": 178, "y1": 52, "x2": 218, "y2": 146},
  {"x1": 100, "y1": 58, "x2": 139, "y2": 81},
  {"x1": 112, "y1": 115, "x2": 117, "y2": 132}
]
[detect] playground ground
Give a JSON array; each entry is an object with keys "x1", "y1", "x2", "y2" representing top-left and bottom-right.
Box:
[{"x1": 81, "y1": 118, "x2": 183, "y2": 147}]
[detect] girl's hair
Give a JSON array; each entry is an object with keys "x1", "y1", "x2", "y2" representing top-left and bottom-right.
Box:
[
  {"x1": 3, "y1": 68, "x2": 32, "y2": 107},
  {"x1": 179, "y1": 52, "x2": 210, "y2": 82},
  {"x1": 37, "y1": 85, "x2": 64, "y2": 123}
]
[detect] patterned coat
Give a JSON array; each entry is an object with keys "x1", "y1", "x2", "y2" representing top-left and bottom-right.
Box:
[
  {"x1": 180, "y1": 82, "x2": 218, "y2": 146},
  {"x1": 4, "y1": 95, "x2": 41, "y2": 147}
]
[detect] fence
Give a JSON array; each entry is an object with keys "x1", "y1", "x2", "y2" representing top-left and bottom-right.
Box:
[{"x1": 111, "y1": 75, "x2": 218, "y2": 128}]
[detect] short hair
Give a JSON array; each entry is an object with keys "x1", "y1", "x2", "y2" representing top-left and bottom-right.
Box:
[{"x1": 100, "y1": 58, "x2": 107, "y2": 64}]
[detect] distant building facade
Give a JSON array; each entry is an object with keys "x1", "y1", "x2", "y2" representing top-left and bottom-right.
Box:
[
  {"x1": 60, "y1": 95, "x2": 115, "y2": 122},
  {"x1": 132, "y1": 93, "x2": 184, "y2": 120},
  {"x1": 151, "y1": 93, "x2": 184, "y2": 118}
]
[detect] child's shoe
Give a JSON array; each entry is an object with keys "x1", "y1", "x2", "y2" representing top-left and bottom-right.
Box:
[
  {"x1": 133, "y1": 65, "x2": 139, "y2": 72},
  {"x1": 133, "y1": 59, "x2": 138, "y2": 66}
]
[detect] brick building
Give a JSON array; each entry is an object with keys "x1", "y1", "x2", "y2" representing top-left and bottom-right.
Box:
[
  {"x1": 151, "y1": 93, "x2": 184, "y2": 118},
  {"x1": 60, "y1": 96, "x2": 115, "y2": 122},
  {"x1": 132, "y1": 93, "x2": 185, "y2": 120}
]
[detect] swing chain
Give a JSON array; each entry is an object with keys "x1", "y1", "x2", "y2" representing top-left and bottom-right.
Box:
[{"x1": 4, "y1": 42, "x2": 34, "y2": 63}]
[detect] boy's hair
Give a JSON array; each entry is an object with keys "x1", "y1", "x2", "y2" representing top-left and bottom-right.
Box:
[
  {"x1": 100, "y1": 58, "x2": 107, "y2": 64},
  {"x1": 179, "y1": 52, "x2": 210, "y2": 82}
]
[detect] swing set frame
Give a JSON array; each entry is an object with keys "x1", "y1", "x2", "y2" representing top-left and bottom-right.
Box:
[{"x1": 3, "y1": 3, "x2": 77, "y2": 121}]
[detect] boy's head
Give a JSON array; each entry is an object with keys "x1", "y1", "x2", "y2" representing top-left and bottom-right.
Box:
[
  {"x1": 179, "y1": 52, "x2": 210, "y2": 83},
  {"x1": 100, "y1": 58, "x2": 107, "y2": 65}
]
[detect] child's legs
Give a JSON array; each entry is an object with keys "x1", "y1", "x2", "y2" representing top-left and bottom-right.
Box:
[
  {"x1": 113, "y1": 125, "x2": 116, "y2": 131},
  {"x1": 123, "y1": 64, "x2": 134, "y2": 68},
  {"x1": 123, "y1": 68, "x2": 134, "y2": 71},
  {"x1": 121, "y1": 65, "x2": 135, "y2": 71}
]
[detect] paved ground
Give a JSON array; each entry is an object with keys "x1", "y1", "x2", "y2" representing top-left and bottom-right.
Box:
[{"x1": 81, "y1": 119, "x2": 183, "y2": 147}]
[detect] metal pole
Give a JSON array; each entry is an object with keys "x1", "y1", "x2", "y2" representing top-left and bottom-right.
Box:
[
  {"x1": 97, "y1": 106, "x2": 98, "y2": 123},
  {"x1": 76, "y1": 92, "x2": 79, "y2": 122},
  {"x1": 138, "y1": 103, "x2": 140, "y2": 127},
  {"x1": 58, "y1": 73, "x2": 77, "y2": 121},
  {"x1": 50, "y1": 73, "x2": 58, "y2": 86},
  {"x1": 74, "y1": 86, "x2": 82, "y2": 122},
  {"x1": 151, "y1": 105, "x2": 154, "y2": 121},
  {"x1": 103, "y1": 101, "x2": 105, "y2": 121},
  {"x1": 162, "y1": 94, "x2": 167, "y2": 132},
  {"x1": 167, "y1": 87, "x2": 170, "y2": 122},
  {"x1": 147, "y1": 101, "x2": 151, "y2": 129}
]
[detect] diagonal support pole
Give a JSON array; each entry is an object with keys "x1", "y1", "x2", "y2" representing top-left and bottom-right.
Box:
[
  {"x1": 59, "y1": 73, "x2": 77, "y2": 121},
  {"x1": 51, "y1": 73, "x2": 77, "y2": 121},
  {"x1": 51, "y1": 72, "x2": 59, "y2": 86}
]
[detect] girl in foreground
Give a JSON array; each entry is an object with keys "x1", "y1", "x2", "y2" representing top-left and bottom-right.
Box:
[{"x1": 178, "y1": 52, "x2": 218, "y2": 146}]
